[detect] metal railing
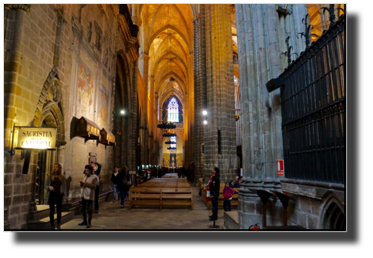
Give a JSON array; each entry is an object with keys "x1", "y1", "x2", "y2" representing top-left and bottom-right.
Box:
[{"x1": 279, "y1": 12, "x2": 345, "y2": 184}]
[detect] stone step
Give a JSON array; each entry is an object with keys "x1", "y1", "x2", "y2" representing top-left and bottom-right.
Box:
[
  {"x1": 28, "y1": 205, "x2": 50, "y2": 221},
  {"x1": 27, "y1": 211, "x2": 73, "y2": 230}
]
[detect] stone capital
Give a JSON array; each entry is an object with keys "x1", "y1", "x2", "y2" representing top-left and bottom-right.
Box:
[
  {"x1": 192, "y1": 13, "x2": 200, "y2": 23},
  {"x1": 131, "y1": 16, "x2": 142, "y2": 27},
  {"x1": 5, "y1": 4, "x2": 31, "y2": 12},
  {"x1": 140, "y1": 52, "x2": 150, "y2": 61}
]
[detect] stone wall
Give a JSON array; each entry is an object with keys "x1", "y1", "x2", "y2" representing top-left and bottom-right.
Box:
[{"x1": 4, "y1": 4, "x2": 138, "y2": 229}]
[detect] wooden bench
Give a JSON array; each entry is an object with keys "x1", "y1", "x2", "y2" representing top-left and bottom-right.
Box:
[
  {"x1": 129, "y1": 187, "x2": 193, "y2": 210},
  {"x1": 129, "y1": 187, "x2": 163, "y2": 210},
  {"x1": 161, "y1": 188, "x2": 193, "y2": 210}
]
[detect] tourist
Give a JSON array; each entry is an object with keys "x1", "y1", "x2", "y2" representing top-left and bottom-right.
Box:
[
  {"x1": 207, "y1": 167, "x2": 220, "y2": 221},
  {"x1": 110, "y1": 166, "x2": 120, "y2": 203},
  {"x1": 92, "y1": 162, "x2": 101, "y2": 213},
  {"x1": 222, "y1": 182, "x2": 238, "y2": 212},
  {"x1": 233, "y1": 176, "x2": 240, "y2": 188},
  {"x1": 118, "y1": 166, "x2": 131, "y2": 208},
  {"x1": 79, "y1": 165, "x2": 98, "y2": 228},
  {"x1": 46, "y1": 163, "x2": 66, "y2": 230}
]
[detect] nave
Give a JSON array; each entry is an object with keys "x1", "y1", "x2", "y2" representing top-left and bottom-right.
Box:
[{"x1": 61, "y1": 187, "x2": 226, "y2": 230}]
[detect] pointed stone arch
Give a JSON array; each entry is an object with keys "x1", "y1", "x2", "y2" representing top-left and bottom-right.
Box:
[
  {"x1": 149, "y1": 24, "x2": 191, "y2": 52},
  {"x1": 156, "y1": 71, "x2": 186, "y2": 94},
  {"x1": 157, "y1": 58, "x2": 187, "y2": 82},
  {"x1": 33, "y1": 67, "x2": 65, "y2": 146},
  {"x1": 319, "y1": 192, "x2": 346, "y2": 230},
  {"x1": 114, "y1": 50, "x2": 134, "y2": 167},
  {"x1": 153, "y1": 51, "x2": 188, "y2": 78}
]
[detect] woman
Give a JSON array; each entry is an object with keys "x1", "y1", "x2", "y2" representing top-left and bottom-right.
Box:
[
  {"x1": 110, "y1": 166, "x2": 120, "y2": 203},
  {"x1": 46, "y1": 163, "x2": 66, "y2": 230},
  {"x1": 118, "y1": 166, "x2": 131, "y2": 208}
]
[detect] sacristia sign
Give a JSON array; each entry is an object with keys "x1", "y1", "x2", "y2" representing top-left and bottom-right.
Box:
[{"x1": 16, "y1": 127, "x2": 57, "y2": 150}]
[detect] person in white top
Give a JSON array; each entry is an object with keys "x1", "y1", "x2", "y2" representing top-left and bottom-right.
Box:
[{"x1": 79, "y1": 165, "x2": 98, "y2": 228}]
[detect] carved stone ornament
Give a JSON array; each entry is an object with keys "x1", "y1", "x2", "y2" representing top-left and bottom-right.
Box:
[
  {"x1": 5, "y1": 4, "x2": 31, "y2": 12},
  {"x1": 34, "y1": 67, "x2": 61, "y2": 122},
  {"x1": 87, "y1": 21, "x2": 92, "y2": 43}
]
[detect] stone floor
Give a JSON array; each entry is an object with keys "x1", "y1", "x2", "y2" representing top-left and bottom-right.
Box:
[{"x1": 61, "y1": 187, "x2": 227, "y2": 231}]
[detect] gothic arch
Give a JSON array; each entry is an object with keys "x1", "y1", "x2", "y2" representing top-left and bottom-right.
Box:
[
  {"x1": 161, "y1": 94, "x2": 184, "y2": 123},
  {"x1": 319, "y1": 192, "x2": 346, "y2": 230},
  {"x1": 160, "y1": 89, "x2": 185, "y2": 109},
  {"x1": 33, "y1": 67, "x2": 65, "y2": 145},
  {"x1": 148, "y1": 24, "x2": 191, "y2": 53},
  {"x1": 156, "y1": 71, "x2": 186, "y2": 94},
  {"x1": 114, "y1": 51, "x2": 133, "y2": 167},
  {"x1": 153, "y1": 51, "x2": 188, "y2": 78},
  {"x1": 116, "y1": 50, "x2": 132, "y2": 111},
  {"x1": 157, "y1": 58, "x2": 187, "y2": 82}
]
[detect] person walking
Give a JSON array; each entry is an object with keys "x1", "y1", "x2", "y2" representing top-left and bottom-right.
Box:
[
  {"x1": 110, "y1": 166, "x2": 120, "y2": 203},
  {"x1": 207, "y1": 167, "x2": 220, "y2": 221},
  {"x1": 118, "y1": 166, "x2": 131, "y2": 208},
  {"x1": 46, "y1": 163, "x2": 67, "y2": 230},
  {"x1": 79, "y1": 165, "x2": 98, "y2": 228},
  {"x1": 222, "y1": 182, "x2": 238, "y2": 212},
  {"x1": 93, "y1": 162, "x2": 101, "y2": 213}
]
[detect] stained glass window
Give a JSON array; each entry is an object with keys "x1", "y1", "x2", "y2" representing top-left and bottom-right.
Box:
[{"x1": 167, "y1": 98, "x2": 179, "y2": 122}]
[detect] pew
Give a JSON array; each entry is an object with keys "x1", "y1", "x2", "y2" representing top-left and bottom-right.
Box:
[
  {"x1": 129, "y1": 186, "x2": 193, "y2": 210},
  {"x1": 129, "y1": 187, "x2": 163, "y2": 210}
]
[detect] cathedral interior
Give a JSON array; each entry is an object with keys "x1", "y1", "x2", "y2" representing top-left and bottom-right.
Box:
[{"x1": 3, "y1": 4, "x2": 346, "y2": 231}]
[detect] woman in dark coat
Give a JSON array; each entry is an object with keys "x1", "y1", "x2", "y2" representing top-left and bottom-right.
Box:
[
  {"x1": 118, "y1": 166, "x2": 131, "y2": 208},
  {"x1": 46, "y1": 163, "x2": 66, "y2": 230}
]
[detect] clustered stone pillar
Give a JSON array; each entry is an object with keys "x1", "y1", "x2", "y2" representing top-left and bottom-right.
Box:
[
  {"x1": 192, "y1": 12, "x2": 204, "y2": 185},
  {"x1": 149, "y1": 75, "x2": 155, "y2": 165},
  {"x1": 129, "y1": 58, "x2": 139, "y2": 171},
  {"x1": 139, "y1": 53, "x2": 149, "y2": 166},
  {"x1": 203, "y1": 4, "x2": 237, "y2": 183},
  {"x1": 235, "y1": 4, "x2": 308, "y2": 228}
]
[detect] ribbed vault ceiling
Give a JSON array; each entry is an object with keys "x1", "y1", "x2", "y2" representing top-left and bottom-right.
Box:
[{"x1": 141, "y1": 4, "x2": 193, "y2": 107}]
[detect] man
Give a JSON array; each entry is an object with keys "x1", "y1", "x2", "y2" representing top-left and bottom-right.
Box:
[
  {"x1": 79, "y1": 165, "x2": 98, "y2": 228},
  {"x1": 208, "y1": 167, "x2": 220, "y2": 221}
]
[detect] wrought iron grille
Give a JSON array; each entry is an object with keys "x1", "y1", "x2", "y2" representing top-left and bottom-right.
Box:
[{"x1": 280, "y1": 14, "x2": 345, "y2": 184}]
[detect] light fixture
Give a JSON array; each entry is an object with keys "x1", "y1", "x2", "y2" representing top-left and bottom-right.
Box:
[
  {"x1": 203, "y1": 120, "x2": 208, "y2": 125},
  {"x1": 120, "y1": 110, "x2": 125, "y2": 115},
  {"x1": 202, "y1": 110, "x2": 207, "y2": 116}
]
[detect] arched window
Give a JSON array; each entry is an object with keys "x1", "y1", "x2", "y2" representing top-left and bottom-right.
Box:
[{"x1": 167, "y1": 97, "x2": 179, "y2": 122}]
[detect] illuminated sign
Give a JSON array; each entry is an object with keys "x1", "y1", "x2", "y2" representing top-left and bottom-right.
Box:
[{"x1": 16, "y1": 127, "x2": 57, "y2": 149}]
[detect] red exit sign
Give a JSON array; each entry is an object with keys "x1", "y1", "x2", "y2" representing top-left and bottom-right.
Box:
[{"x1": 277, "y1": 160, "x2": 284, "y2": 176}]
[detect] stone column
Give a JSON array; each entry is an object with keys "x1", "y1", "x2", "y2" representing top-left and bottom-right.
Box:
[
  {"x1": 129, "y1": 58, "x2": 139, "y2": 171},
  {"x1": 149, "y1": 75, "x2": 155, "y2": 164},
  {"x1": 235, "y1": 4, "x2": 308, "y2": 228},
  {"x1": 203, "y1": 4, "x2": 237, "y2": 183},
  {"x1": 192, "y1": 12, "x2": 205, "y2": 185},
  {"x1": 139, "y1": 53, "x2": 149, "y2": 166},
  {"x1": 4, "y1": 4, "x2": 31, "y2": 230},
  {"x1": 185, "y1": 52, "x2": 194, "y2": 170}
]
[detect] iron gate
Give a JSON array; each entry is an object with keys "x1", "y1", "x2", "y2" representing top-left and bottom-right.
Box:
[{"x1": 280, "y1": 14, "x2": 346, "y2": 184}]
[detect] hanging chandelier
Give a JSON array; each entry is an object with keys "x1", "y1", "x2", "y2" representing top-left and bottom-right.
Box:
[
  {"x1": 157, "y1": 121, "x2": 176, "y2": 129},
  {"x1": 162, "y1": 129, "x2": 176, "y2": 137}
]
